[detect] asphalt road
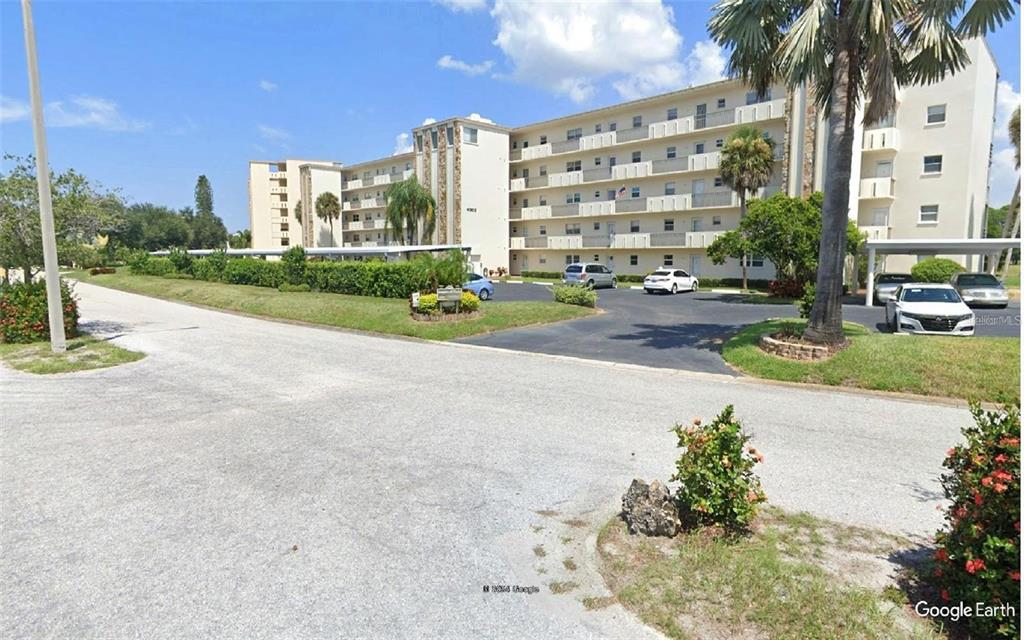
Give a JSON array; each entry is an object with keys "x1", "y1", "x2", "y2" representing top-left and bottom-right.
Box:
[
  {"x1": 463, "y1": 283, "x2": 1020, "y2": 374},
  {"x1": 1, "y1": 282, "x2": 974, "y2": 638}
]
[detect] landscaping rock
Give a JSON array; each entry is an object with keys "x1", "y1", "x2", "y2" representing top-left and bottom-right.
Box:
[{"x1": 621, "y1": 479, "x2": 680, "y2": 537}]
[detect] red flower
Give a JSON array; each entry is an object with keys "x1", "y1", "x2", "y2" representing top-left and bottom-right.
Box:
[
  {"x1": 1011, "y1": 571, "x2": 1021, "y2": 581},
  {"x1": 995, "y1": 454, "x2": 1008, "y2": 464},
  {"x1": 965, "y1": 558, "x2": 986, "y2": 574},
  {"x1": 994, "y1": 483, "x2": 1008, "y2": 493},
  {"x1": 946, "y1": 447, "x2": 956, "y2": 458},
  {"x1": 1000, "y1": 437, "x2": 1020, "y2": 447},
  {"x1": 974, "y1": 492, "x2": 984, "y2": 505},
  {"x1": 981, "y1": 476, "x2": 993, "y2": 487},
  {"x1": 940, "y1": 589, "x2": 950, "y2": 602},
  {"x1": 935, "y1": 548, "x2": 949, "y2": 563}
]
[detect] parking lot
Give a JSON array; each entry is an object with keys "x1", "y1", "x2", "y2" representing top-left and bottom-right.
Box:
[{"x1": 457, "y1": 283, "x2": 1021, "y2": 374}]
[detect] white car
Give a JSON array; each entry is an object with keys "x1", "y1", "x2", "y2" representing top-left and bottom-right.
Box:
[
  {"x1": 884, "y1": 283, "x2": 975, "y2": 336},
  {"x1": 643, "y1": 268, "x2": 699, "y2": 294}
]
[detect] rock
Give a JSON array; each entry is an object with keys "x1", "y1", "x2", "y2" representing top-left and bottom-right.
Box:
[{"x1": 621, "y1": 479, "x2": 681, "y2": 537}]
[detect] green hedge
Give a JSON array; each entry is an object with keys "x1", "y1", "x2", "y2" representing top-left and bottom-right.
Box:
[
  {"x1": 552, "y1": 284, "x2": 598, "y2": 308},
  {"x1": 617, "y1": 274, "x2": 645, "y2": 283},
  {"x1": 305, "y1": 261, "x2": 424, "y2": 298},
  {"x1": 222, "y1": 258, "x2": 285, "y2": 288},
  {"x1": 129, "y1": 256, "x2": 176, "y2": 277},
  {"x1": 521, "y1": 270, "x2": 563, "y2": 279},
  {"x1": 697, "y1": 278, "x2": 772, "y2": 290},
  {"x1": 911, "y1": 258, "x2": 965, "y2": 283}
]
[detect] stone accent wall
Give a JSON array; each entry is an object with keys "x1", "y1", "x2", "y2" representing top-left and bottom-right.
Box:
[
  {"x1": 759, "y1": 333, "x2": 830, "y2": 361},
  {"x1": 781, "y1": 90, "x2": 793, "y2": 195},
  {"x1": 801, "y1": 95, "x2": 818, "y2": 197},
  {"x1": 437, "y1": 128, "x2": 448, "y2": 244},
  {"x1": 302, "y1": 169, "x2": 314, "y2": 247},
  {"x1": 453, "y1": 125, "x2": 462, "y2": 244},
  {"x1": 422, "y1": 131, "x2": 433, "y2": 241}
]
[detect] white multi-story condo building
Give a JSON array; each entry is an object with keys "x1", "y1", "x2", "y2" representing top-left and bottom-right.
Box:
[{"x1": 249, "y1": 39, "x2": 998, "y2": 278}]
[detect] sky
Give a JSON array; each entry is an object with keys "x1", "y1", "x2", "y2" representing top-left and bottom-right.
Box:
[{"x1": 1, "y1": 0, "x2": 1021, "y2": 233}]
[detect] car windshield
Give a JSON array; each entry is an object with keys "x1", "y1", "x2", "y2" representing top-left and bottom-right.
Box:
[
  {"x1": 901, "y1": 288, "x2": 961, "y2": 303},
  {"x1": 958, "y1": 274, "x2": 1000, "y2": 287},
  {"x1": 651, "y1": 270, "x2": 671, "y2": 276},
  {"x1": 877, "y1": 274, "x2": 913, "y2": 284},
  {"x1": 565, "y1": 265, "x2": 582, "y2": 273}
]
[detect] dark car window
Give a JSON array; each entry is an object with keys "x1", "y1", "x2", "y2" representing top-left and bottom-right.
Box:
[
  {"x1": 469, "y1": 274, "x2": 481, "y2": 281},
  {"x1": 957, "y1": 274, "x2": 1000, "y2": 287},
  {"x1": 565, "y1": 265, "x2": 582, "y2": 273},
  {"x1": 652, "y1": 270, "x2": 671, "y2": 276},
  {"x1": 901, "y1": 288, "x2": 962, "y2": 303},
  {"x1": 877, "y1": 274, "x2": 913, "y2": 284}
]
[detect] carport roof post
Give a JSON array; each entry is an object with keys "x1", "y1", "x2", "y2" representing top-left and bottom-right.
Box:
[{"x1": 863, "y1": 238, "x2": 1020, "y2": 306}]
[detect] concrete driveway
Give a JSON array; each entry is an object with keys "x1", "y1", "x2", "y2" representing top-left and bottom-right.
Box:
[
  {"x1": 1, "y1": 283, "x2": 973, "y2": 638},
  {"x1": 464, "y1": 283, "x2": 1020, "y2": 374}
]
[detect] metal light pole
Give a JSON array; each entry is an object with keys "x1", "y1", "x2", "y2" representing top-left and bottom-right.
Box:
[{"x1": 21, "y1": 0, "x2": 65, "y2": 352}]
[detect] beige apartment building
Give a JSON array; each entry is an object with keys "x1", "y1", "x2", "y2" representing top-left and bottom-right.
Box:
[{"x1": 249, "y1": 38, "x2": 998, "y2": 278}]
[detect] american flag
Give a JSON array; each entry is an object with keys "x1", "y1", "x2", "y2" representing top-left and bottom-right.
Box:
[{"x1": 616, "y1": 186, "x2": 626, "y2": 199}]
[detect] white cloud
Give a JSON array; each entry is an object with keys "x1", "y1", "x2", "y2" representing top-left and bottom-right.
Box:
[
  {"x1": 257, "y1": 124, "x2": 291, "y2": 142},
  {"x1": 1, "y1": 95, "x2": 149, "y2": 131},
  {"x1": 259, "y1": 79, "x2": 278, "y2": 92},
  {"x1": 994, "y1": 81, "x2": 1020, "y2": 144},
  {"x1": 437, "y1": 55, "x2": 494, "y2": 77},
  {"x1": 989, "y1": 147, "x2": 1018, "y2": 207},
  {"x1": 433, "y1": 0, "x2": 487, "y2": 12},
  {"x1": 422, "y1": 117, "x2": 437, "y2": 126},
  {"x1": 491, "y1": 0, "x2": 697, "y2": 103},
  {"x1": 393, "y1": 132, "x2": 414, "y2": 155}
]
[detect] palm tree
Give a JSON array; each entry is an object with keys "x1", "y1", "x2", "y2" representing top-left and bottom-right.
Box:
[
  {"x1": 315, "y1": 192, "x2": 340, "y2": 246},
  {"x1": 709, "y1": 0, "x2": 1015, "y2": 344},
  {"x1": 385, "y1": 177, "x2": 436, "y2": 245},
  {"x1": 719, "y1": 126, "x2": 775, "y2": 290},
  {"x1": 293, "y1": 200, "x2": 302, "y2": 223},
  {"x1": 1000, "y1": 106, "x2": 1020, "y2": 279}
]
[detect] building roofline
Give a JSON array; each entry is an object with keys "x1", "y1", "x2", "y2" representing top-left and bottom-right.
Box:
[
  {"x1": 337, "y1": 151, "x2": 416, "y2": 172},
  {"x1": 412, "y1": 116, "x2": 511, "y2": 134}
]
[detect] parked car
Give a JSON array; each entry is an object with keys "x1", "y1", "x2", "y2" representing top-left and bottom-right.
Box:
[
  {"x1": 950, "y1": 272, "x2": 1009, "y2": 308},
  {"x1": 884, "y1": 283, "x2": 975, "y2": 336},
  {"x1": 643, "y1": 268, "x2": 699, "y2": 294},
  {"x1": 462, "y1": 273, "x2": 494, "y2": 300},
  {"x1": 873, "y1": 273, "x2": 914, "y2": 305},
  {"x1": 563, "y1": 263, "x2": 617, "y2": 289}
]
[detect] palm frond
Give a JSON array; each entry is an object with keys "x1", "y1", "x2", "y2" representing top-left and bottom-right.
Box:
[
  {"x1": 956, "y1": 0, "x2": 1016, "y2": 37},
  {"x1": 899, "y1": 0, "x2": 971, "y2": 84},
  {"x1": 708, "y1": 0, "x2": 798, "y2": 95}
]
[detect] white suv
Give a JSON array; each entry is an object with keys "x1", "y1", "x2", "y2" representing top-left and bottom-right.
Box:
[{"x1": 643, "y1": 268, "x2": 699, "y2": 295}]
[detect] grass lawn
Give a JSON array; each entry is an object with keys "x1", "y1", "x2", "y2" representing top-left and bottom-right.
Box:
[
  {"x1": 1005, "y1": 264, "x2": 1020, "y2": 288},
  {"x1": 723, "y1": 319, "x2": 1019, "y2": 403},
  {"x1": 598, "y1": 508, "x2": 942, "y2": 640},
  {"x1": 75, "y1": 271, "x2": 594, "y2": 341},
  {"x1": 0, "y1": 335, "x2": 143, "y2": 374}
]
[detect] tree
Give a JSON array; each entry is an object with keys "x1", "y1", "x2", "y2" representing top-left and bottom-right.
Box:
[
  {"x1": 1000, "y1": 106, "x2": 1020, "y2": 277},
  {"x1": 187, "y1": 206, "x2": 228, "y2": 249},
  {"x1": 111, "y1": 203, "x2": 191, "y2": 252},
  {"x1": 194, "y1": 175, "x2": 213, "y2": 217},
  {"x1": 385, "y1": 177, "x2": 436, "y2": 245},
  {"x1": 718, "y1": 125, "x2": 776, "y2": 289},
  {"x1": 315, "y1": 192, "x2": 341, "y2": 245},
  {"x1": 294, "y1": 200, "x2": 302, "y2": 223},
  {"x1": 706, "y1": 229, "x2": 753, "y2": 284},
  {"x1": 228, "y1": 229, "x2": 251, "y2": 249},
  {"x1": 709, "y1": 0, "x2": 1015, "y2": 343}
]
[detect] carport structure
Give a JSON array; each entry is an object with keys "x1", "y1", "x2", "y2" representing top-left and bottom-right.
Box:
[{"x1": 864, "y1": 238, "x2": 1020, "y2": 305}]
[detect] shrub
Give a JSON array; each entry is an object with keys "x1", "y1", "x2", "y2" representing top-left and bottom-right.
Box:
[
  {"x1": 281, "y1": 246, "x2": 307, "y2": 285},
  {"x1": 222, "y1": 258, "x2": 284, "y2": 288},
  {"x1": 767, "y1": 278, "x2": 805, "y2": 298},
  {"x1": 305, "y1": 260, "x2": 422, "y2": 298},
  {"x1": 133, "y1": 257, "x2": 175, "y2": 277},
  {"x1": 126, "y1": 250, "x2": 150, "y2": 274},
  {"x1": 552, "y1": 284, "x2": 597, "y2": 308},
  {"x1": 912, "y1": 257, "x2": 965, "y2": 283},
  {"x1": 671, "y1": 405, "x2": 766, "y2": 531},
  {"x1": 931, "y1": 403, "x2": 1020, "y2": 638},
  {"x1": 167, "y1": 247, "x2": 193, "y2": 275},
  {"x1": 190, "y1": 258, "x2": 215, "y2": 282},
  {"x1": 521, "y1": 270, "x2": 563, "y2": 279},
  {"x1": 0, "y1": 280, "x2": 79, "y2": 343},
  {"x1": 60, "y1": 244, "x2": 104, "y2": 269},
  {"x1": 113, "y1": 246, "x2": 134, "y2": 266},
  {"x1": 89, "y1": 267, "x2": 116, "y2": 275},
  {"x1": 278, "y1": 283, "x2": 311, "y2": 293},
  {"x1": 205, "y1": 249, "x2": 229, "y2": 281},
  {"x1": 797, "y1": 282, "x2": 815, "y2": 319},
  {"x1": 617, "y1": 274, "x2": 646, "y2": 283},
  {"x1": 460, "y1": 291, "x2": 480, "y2": 312},
  {"x1": 416, "y1": 293, "x2": 439, "y2": 314},
  {"x1": 696, "y1": 278, "x2": 772, "y2": 291},
  {"x1": 411, "y1": 249, "x2": 468, "y2": 290}
]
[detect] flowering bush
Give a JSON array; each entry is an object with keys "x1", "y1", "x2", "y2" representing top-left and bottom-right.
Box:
[
  {"x1": 768, "y1": 278, "x2": 805, "y2": 298},
  {"x1": 0, "y1": 280, "x2": 79, "y2": 343},
  {"x1": 459, "y1": 291, "x2": 480, "y2": 313},
  {"x1": 671, "y1": 405, "x2": 766, "y2": 530},
  {"x1": 931, "y1": 403, "x2": 1020, "y2": 638}
]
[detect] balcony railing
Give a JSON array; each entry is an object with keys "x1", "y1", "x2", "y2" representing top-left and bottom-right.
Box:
[
  {"x1": 859, "y1": 177, "x2": 895, "y2": 199},
  {"x1": 510, "y1": 149, "x2": 522, "y2": 161},
  {"x1": 349, "y1": 200, "x2": 362, "y2": 209},
  {"x1": 862, "y1": 128, "x2": 900, "y2": 152},
  {"x1": 650, "y1": 232, "x2": 690, "y2": 247},
  {"x1": 550, "y1": 203, "x2": 581, "y2": 217},
  {"x1": 551, "y1": 138, "x2": 581, "y2": 154},
  {"x1": 694, "y1": 108, "x2": 736, "y2": 130},
  {"x1": 691, "y1": 191, "x2": 733, "y2": 208},
  {"x1": 525, "y1": 175, "x2": 549, "y2": 188},
  {"x1": 652, "y1": 157, "x2": 689, "y2": 174},
  {"x1": 525, "y1": 236, "x2": 549, "y2": 248},
  {"x1": 582, "y1": 235, "x2": 610, "y2": 248},
  {"x1": 582, "y1": 167, "x2": 612, "y2": 182},
  {"x1": 615, "y1": 198, "x2": 648, "y2": 213},
  {"x1": 860, "y1": 225, "x2": 890, "y2": 240},
  {"x1": 509, "y1": 208, "x2": 523, "y2": 220},
  {"x1": 616, "y1": 126, "x2": 649, "y2": 142}
]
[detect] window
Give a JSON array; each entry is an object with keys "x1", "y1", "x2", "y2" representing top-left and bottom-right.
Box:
[
  {"x1": 566, "y1": 192, "x2": 581, "y2": 203},
  {"x1": 593, "y1": 255, "x2": 600, "y2": 263},
  {"x1": 632, "y1": 115, "x2": 642, "y2": 128},
  {"x1": 695, "y1": 142, "x2": 705, "y2": 154},
  {"x1": 595, "y1": 124, "x2": 602, "y2": 133},
  {"x1": 446, "y1": 126, "x2": 454, "y2": 145},
  {"x1": 609, "y1": 156, "x2": 617, "y2": 167},
  {"x1": 664, "y1": 254, "x2": 674, "y2": 266},
  {"x1": 667, "y1": 146, "x2": 677, "y2": 159},
  {"x1": 630, "y1": 186, "x2": 640, "y2": 198},
  {"x1": 539, "y1": 257, "x2": 547, "y2": 264},
  {"x1": 715, "y1": 139, "x2": 724, "y2": 148},
  {"x1": 712, "y1": 215, "x2": 721, "y2": 226},
  {"x1": 540, "y1": 135, "x2": 548, "y2": 145},
  {"x1": 539, "y1": 197, "x2": 547, "y2": 205},
  {"x1": 927, "y1": 104, "x2": 947, "y2": 124},
  {"x1": 745, "y1": 88, "x2": 771, "y2": 105},
  {"x1": 665, "y1": 182, "x2": 676, "y2": 196},
  {"x1": 717, "y1": 98, "x2": 726, "y2": 109},
  {"x1": 522, "y1": 198, "x2": 528, "y2": 207},
  {"x1": 565, "y1": 223, "x2": 581, "y2": 234},
  {"x1": 744, "y1": 255, "x2": 765, "y2": 267},
  {"x1": 416, "y1": 134, "x2": 424, "y2": 151},
  {"x1": 280, "y1": 238, "x2": 289, "y2": 246},
  {"x1": 464, "y1": 127, "x2": 478, "y2": 144},
  {"x1": 664, "y1": 219, "x2": 675, "y2": 231},
  {"x1": 539, "y1": 165, "x2": 548, "y2": 176},
  {"x1": 919, "y1": 205, "x2": 939, "y2": 224},
  {"x1": 512, "y1": 141, "x2": 518, "y2": 149},
  {"x1": 430, "y1": 129, "x2": 438, "y2": 147},
  {"x1": 607, "y1": 189, "x2": 617, "y2": 200},
  {"x1": 593, "y1": 222, "x2": 601, "y2": 230},
  {"x1": 594, "y1": 157, "x2": 601, "y2": 166},
  {"x1": 593, "y1": 191, "x2": 600, "y2": 199},
  {"x1": 567, "y1": 127, "x2": 583, "y2": 140},
  {"x1": 565, "y1": 255, "x2": 575, "y2": 265},
  {"x1": 609, "y1": 122, "x2": 617, "y2": 132},
  {"x1": 538, "y1": 225, "x2": 546, "y2": 235},
  {"x1": 630, "y1": 220, "x2": 640, "y2": 232},
  {"x1": 522, "y1": 140, "x2": 529, "y2": 148},
  {"x1": 566, "y1": 160, "x2": 582, "y2": 172},
  {"x1": 405, "y1": 162, "x2": 411, "y2": 171},
  {"x1": 667, "y1": 108, "x2": 678, "y2": 121},
  {"x1": 631, "y1": 151, "x2": 641, "y2": 163},
  {"x1": 923, "y1": 155, "x2": 943, "y2": 173},
  {"x1": 630, "y1": 255, "x2": 638, "y2": 266},
  {"x1": 714, "y1": 177, "x2": 724, "y2": 187}
]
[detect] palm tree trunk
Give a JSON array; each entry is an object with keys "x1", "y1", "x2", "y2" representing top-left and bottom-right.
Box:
[
  {"x1": 999, "y1": 179, "x2": 1019, "y2": 275},
  {"x1": 804, "y1": 12, "x2": 858, "y2": 345},
  {"x1": 739, "y1": 192, "x2": 748, "y2": 290}
]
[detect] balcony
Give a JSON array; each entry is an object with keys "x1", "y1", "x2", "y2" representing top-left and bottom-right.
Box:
[
  {"x1": 525, "y1": 236, "x2": 550, "y2": 248},
  {"x1": 510, "y1": 149, "x2": 522, "y2": 162},
  {"x1": 616, "y1": 126, "x2": 650, "y2": 143},
  {"x1": 860, "y1": 225, "x2": 891, "y2": 240},
  {"x1": 270, "y1": 202, "x2": 289, "y2": 210},
  {"x1": 862, "y1": 127, "x2": 900, "y2": 152},
  {"x1": 691, "y1": 191, "x2": 734, "y2": 208},
  {"x1": 515, "y1": 192, "x2": 737, "y2": 222},
  {"x1": 859, "y1": 177, "x2": 895, "y2": 199},
  {"x1": 509, "y1": 208, "x2": 523, "y2": 220},
  {"x1": 582, "y1": 235, "x2": 610, "y2": 248},
  {"x1": 269, "y1": 172, "x2": 285, "y2": 180},
  {"x1": 582, "y1": 167, "x2": 612, "y2": 182},
  {"x1": 349, "y1": 200, "x2": 363, "y2": 210},
  {"x1": 551, "y1": 138, "x2": 581, "y2": 154},
  {"x1": 343, "y1": 219, "x2": 386, "y2": 231},
  {"x1": 652, "y1": 157, "x2": 689, "y2": 174},
  {"x1": 650, "y1": 232, "x2": 690, "y2": 247},
  {"x1": 512, "y1": 154, "x2": 723, "y2": 192},
  {"x1": 694, "y1": 108, "x2": 736, "y2": 130},
  {"x1": 269, "y1": 186, "x2": 288, "y2": 194},
  {"x1": 615, "y1": 198, "x2": 649, "y2": 213},
  {"x1": 550, "y1": 202, "x2": 581, "y2": 217},
  {"x1": 525, "y1": 175, "x2": 549, "y2": 188}
]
